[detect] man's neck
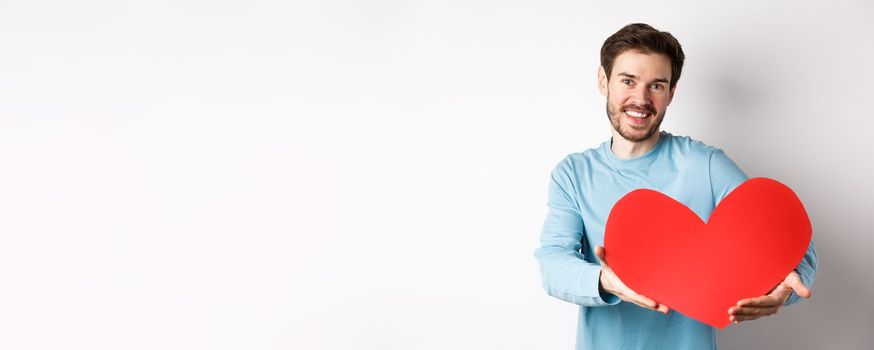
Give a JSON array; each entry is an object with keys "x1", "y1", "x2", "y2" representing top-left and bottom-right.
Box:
[{"x1": 610, "y1": 131, "x2": 662, "y2": 160}]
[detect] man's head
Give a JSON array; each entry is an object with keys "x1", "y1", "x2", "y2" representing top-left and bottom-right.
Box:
[{"x1": 597, "y1": 23, "x2": 685, "y2": 143}]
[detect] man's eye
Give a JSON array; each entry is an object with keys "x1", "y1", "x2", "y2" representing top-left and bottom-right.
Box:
[
  {"x1": 622, "y1": 79, "x2": 632, "y2": 85},
  {"x1": 650, "y1": 84, "x2": 663, "y2": 90}
]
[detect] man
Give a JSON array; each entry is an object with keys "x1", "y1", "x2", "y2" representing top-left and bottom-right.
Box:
[{"x1": 534, "y1": 23, "x2": 818, "y2": 349}]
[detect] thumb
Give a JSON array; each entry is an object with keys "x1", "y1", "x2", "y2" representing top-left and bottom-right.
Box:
[
  {"x1": 595, "y1": 245, "x2": 608, "y2": 265},
  {"x1": 785, "y1": 271, "x2": 811, "y2": 298}
]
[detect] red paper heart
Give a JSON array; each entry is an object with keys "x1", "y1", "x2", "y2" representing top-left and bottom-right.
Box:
[{"x1": 604, "y1": 177, "x2": 811, "y2": 329}]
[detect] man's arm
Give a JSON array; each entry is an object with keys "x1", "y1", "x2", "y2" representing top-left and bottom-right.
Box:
[
  {"x1": 534, "y1": 162, "x2": 668, "y2": 313},
  {"x1": 534, "y1": 163, "x2": 619, "y2": 307},
  {"x1": 710, "y1": 149, "x2": 819, "y2": 323}
]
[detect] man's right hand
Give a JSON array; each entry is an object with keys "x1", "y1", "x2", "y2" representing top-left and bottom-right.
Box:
[{"x1": 595, "y1": 245, "x2": 670, "y2": 314}]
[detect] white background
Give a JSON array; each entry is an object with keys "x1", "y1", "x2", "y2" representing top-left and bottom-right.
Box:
[{"x1": 1, "y1": 0, "x2": 872, "y2": 349}]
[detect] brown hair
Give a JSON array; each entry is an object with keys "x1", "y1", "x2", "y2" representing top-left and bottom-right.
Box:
[{"x1": 600, "y1": 23, "x2": 685, "y2": 90}]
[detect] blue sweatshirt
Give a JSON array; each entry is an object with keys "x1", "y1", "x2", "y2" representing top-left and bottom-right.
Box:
[{"x1": 534, "y1": 132, "x2": 818, "y2": 349}]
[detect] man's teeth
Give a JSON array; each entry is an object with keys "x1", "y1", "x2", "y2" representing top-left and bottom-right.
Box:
[{"x1": 625, "y1": 110, "x2": 649, "y2": 118}]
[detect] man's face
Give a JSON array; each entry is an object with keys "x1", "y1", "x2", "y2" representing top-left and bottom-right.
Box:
[{"x1": 598, "y1": 50, "x2": 675, "y2": 143}]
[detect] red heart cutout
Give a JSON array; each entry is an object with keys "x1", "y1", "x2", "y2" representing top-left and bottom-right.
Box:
[{"x1": 604, "y1": 177, "x2": 811, "y2": 329}]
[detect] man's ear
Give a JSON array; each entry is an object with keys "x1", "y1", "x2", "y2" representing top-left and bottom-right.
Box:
[{"x1": 598, "y1": 66, "x2": 608, "y2": 96}]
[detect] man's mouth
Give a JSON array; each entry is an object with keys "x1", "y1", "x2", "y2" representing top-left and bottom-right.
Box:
[{"x1": 624, "y1": 110, "x2": 651, "y2": 119}]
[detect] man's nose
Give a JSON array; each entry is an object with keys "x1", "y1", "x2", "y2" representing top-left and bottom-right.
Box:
[{"x1": 629, "y1": 85, "x2": 652, "y2": 104}]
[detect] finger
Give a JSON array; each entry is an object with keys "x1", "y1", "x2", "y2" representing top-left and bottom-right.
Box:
[
  {"x1": 624, "y1": 290, "x2": 658, "y2": 309},
  {"x1": 656, "y1": 304, "x2": 670, "y2": 315},
  {"x1": 728, "y1": 306, "x2": 758, "y2": 316},
  {"x1": 785, "y1": 272, "x2": 812, "y2": 298},
  {"x1": 613, "y1": 290, "x2": 656, "y2": 310},
  {"x1": 737, "y1": 295, "x2": 781, "y2": 307},
  {"x1": 594, "y1": 245, "x2": 607, "y2": 265},
  {"x1": 760, "y1": 307, "x2": 779, "y2": 316},
  {"x1": 735, "y1": 297, "x2": 755, "y2": 306},
  {"x1": 729, "y1": 306, "x2": 779, "y2": 316},
  {"x1": 730, "y1": 314, "x2": 763, "y2": 323}
]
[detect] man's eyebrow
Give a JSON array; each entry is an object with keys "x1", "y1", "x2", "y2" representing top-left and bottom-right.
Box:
[{"x1": 617, "y1": 72, "x2": 671, "y2": 84}]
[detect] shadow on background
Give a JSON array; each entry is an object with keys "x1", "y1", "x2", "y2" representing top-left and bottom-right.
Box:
[{"x1": 700, "y1": 36, "x2": 874, "y2": 349}]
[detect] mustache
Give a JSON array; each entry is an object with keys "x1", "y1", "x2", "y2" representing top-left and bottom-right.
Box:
[{"x1": 621, "y1": 104, "x2": 656, "y2": 115}]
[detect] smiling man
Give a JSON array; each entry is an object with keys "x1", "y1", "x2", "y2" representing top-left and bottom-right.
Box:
[{"x1": 534, "y1": 23, "x2": 818, "y2": 349}]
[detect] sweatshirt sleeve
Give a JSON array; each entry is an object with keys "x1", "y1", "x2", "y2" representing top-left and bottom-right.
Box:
[
  {"x1": 709, "y1": 149, "x2": 817, "y2": 306},
  {"x1": 534, "y1": 161, "x2": 620, "y2": 306},
  {"x1": 708, "y1": 149, "x2": 748, "y2": 206}
]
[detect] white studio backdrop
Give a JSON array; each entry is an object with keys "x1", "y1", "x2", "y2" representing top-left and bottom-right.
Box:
[{"x1": 0, "y1": 0, "x2": 872, "y2": 349}]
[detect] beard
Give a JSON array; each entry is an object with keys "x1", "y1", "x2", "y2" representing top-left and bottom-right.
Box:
[{"x1": 606, "y1": 94, "x2": 665, "y2": 143}]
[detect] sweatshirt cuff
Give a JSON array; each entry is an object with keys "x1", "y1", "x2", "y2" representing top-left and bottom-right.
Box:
[{"x1": 594, "y1": 270, "x2": 621, "y2": 306}]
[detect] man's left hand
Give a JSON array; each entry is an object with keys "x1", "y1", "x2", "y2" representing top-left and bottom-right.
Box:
[{"x1": 728, "y1": 271, "x2": 811, "y2": 324}]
